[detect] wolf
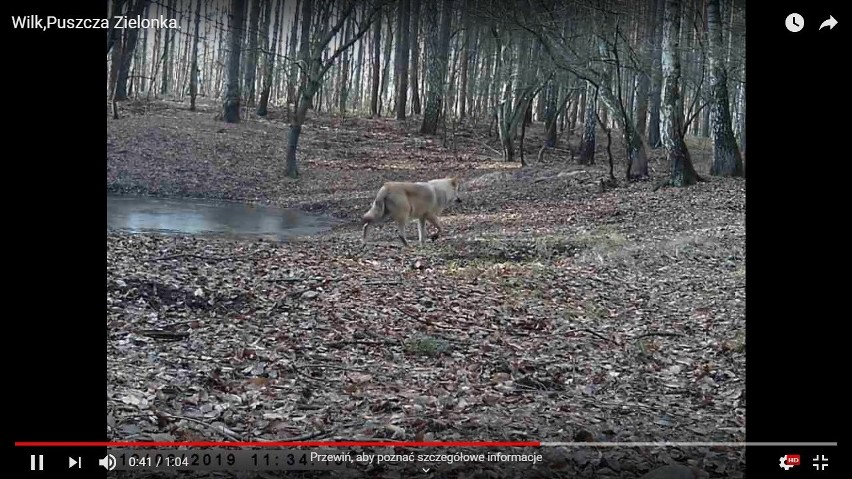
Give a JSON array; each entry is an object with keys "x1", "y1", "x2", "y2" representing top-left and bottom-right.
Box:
[{"x1": 362, "y1": 177, "x2": 462, "y2": 247}]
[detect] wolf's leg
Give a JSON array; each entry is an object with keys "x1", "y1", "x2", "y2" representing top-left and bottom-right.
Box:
[
  {"x1": 397, "y1": 220, "x2": 409, "y2": 247},
  {"x1": 362, "y1": 222, "x2": 370, "y2": 243},
  {"x1": 425, "y1": 214, "x2": 443, "y2": 241},
  {"x1": 417, "y1": 218, "x2": 427, "y2": 246}
]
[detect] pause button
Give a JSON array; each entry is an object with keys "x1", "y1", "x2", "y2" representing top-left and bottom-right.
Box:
[{"x1": 30, "y1": 454, "x2": 44, "y2": 471}]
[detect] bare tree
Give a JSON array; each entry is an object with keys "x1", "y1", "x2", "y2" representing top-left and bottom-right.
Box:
[
  {"x1": 634, "y1": 0, "x2": 657, "y2": 138},
  {"x1": 257, "y1": 0, "x2": 279, "y2": 116},
  {"x1": 189, "y1": 0, "x2": 203, "y2": 110},
  {"x1": 353, "y1": 3, "x2": 367, "y2": 109},
  {"x1": 296, "y1": 0, "x2": 313, "y2": 113},
  {"x1": 106, "y1": 0, "x2": 128, "y2": 55},
  {"x1": 286, "y1": 0, "x2": 301, "y2": 106},
  {"x1": 410, "y1": 0, "x2": 422, "y2": 114},
  {"x1": 223, "y1": 0, "x2": 247, "y2": 123},
  {"x1": 370, "y1": 8, "x2": 382, "y2": 117},
  {"x1": 395, "y1": 0, "x2": 411, "y2": 119},
  {"x1": 161, "y1": 0, "x2": 176, "y2": 95},
  {"x1": 458, "y1": 0, "x2": 472, "y2": 121},
  {"x1": 338, "y1": 14, "x2": 352, "y2": 115},
  {"x1": 421, "y1": 0, "x2": 453, "y2": 135},
  {"x1": 706, "y1": 0, "x2": 743, "y2": 177},
  {"x1": 379, "y1": 8, "x2": 394, "y2": 115},
  {"x1": 577, "y1": 82, "x2": 597, "y2": 165},
  {"x1": 244, "y1": 0, "x2": 262, "y2": 107},
  {"x1": 659, "y1": 0, "x2": 700, "y2": 187},
  {"x1": 285, "y1": 0, "x2": 389, "y2": 178},
  {"x1": 647, "y1": 0, "x2": 665, "y2": 148},
  {"x1": 114, "y1": 0, "x2": 151, "y2": 101}
]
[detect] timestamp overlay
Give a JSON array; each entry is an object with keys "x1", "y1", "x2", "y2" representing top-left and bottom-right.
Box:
[{"x1": 105, "y1": 446, "x2": 548, "y2": 475}]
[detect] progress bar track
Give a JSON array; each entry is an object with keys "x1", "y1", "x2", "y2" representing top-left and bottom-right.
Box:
[{"x1": 539, "y1": 442, "x2": 838, "y2": 447}]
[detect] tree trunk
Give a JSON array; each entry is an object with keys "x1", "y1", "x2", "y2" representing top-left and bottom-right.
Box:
[
  {"x1": 558, "y1": 19, "x2": 651, "y2": 180},
  {"x1": 139, "y1": 2, "x2": 150, "y2": 94},
  {"x1": 115, "y1": 0, "x2": 151, "y2": 101},
  {"x1": 593, "y1": 76, "x2": 648, "y2": 179},
  {"x1": 109, "y1": 31, "x2": 122, "y2": 97},
  {"x1": 495, "y1": 32, "x2": 536, "y2": 164},
  {"x1": 647, "y1": 0, "x2": 665, "y2": 148},
  {"x1": 496, "y1": 89, "x2": 514, "y2": 163},
  {"x1": 271, "y1": 0, "x2": 285, "y2": 100},
  {"x1": 700, "y1": 102, "x2": 710, "y2": 137},
  {"x1": 395, "y1": 0, "x2": 410, "y2": 119},
  {"x1": 660, "y1": 0, "x2": 700, "y2": 187},
  {"x1": 410, "y1": 0, "x2": 422, "y2": 114},
  {"x1": 214, "y1": 4, "x2": 227, "y2": 96},
  {"x1": 634, "y1": 0, "x2": 656, "y2": 137},
  {"x1": 257, "y1": 0, "x2": 277, "y2": 116},
  {"x1": 380, "y1": 9, "x2": 393, "y2": 115},
  {"x1": 447, "y1": 32, "x2": 461, "y2": 121},
  {"x1": 458, "y1": 0, "x2": 472, "y2": 121},
  {"x1": 244, "y1": 0, "x2": 262, "y2": 107},
  {"x1": 106, "y1": 0, "x2": 127, "y2": 55},
  {"x1": 161, "y1": 0, "x2": 176, "y2": 95},
  {"x1": 543, "y1": 82, "x2": 557, "y2": 147},
  {"x1": 178, "y1": 5, "x2": 193, "y2": 100},
  {"x1": 370, "y1": 9, "x2": 382, "y2": 117},
  {"x1": 738, "y1": 84, "x2": 745, "y2": 155},
  {"x1": 567, "y1": 88, "x2": 579, "y2": 133},
  {"x1": 189, "y1": 0, "x2": 202, "y2": 110},
  {"x1": 339, "y1": 15, "x2": 352, "y2": 115},
  {"x1": 286, "y1": 0, "x2": 300, "y2": 106},
  {"x1": 467, "y1": 24, "x2": 480, "y2": 121},
  {"x1": 707, "y1": 0, "x2": 744, "y2": 177},
  {"x1": 421, "y1": 0, "x2": 453, "y2": 135},
  {"x1": 286, "y1": 99, "x2": 311, "y2": 178},
  {"x1": 296, "y1": 0, "x2": 313, "y2": 114},
  {"x1": 223, "y1": 0, "x2": 247, "y2": 123},
  {"x1": 200, "y1": 1, "x2": 211, "y2": 95},
  {"x1": 578, "y1": 83, "x2": 597, "y2": 165},
  {"x1": 354, "y1": 2, "x2": 366, "y2": 110}
]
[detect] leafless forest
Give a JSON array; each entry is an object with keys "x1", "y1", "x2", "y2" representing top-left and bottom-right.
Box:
[
  {"x1": 108, "y1": 0, "x2": 744, "y2": 181},
  {"x1": 107, "y1": 0, "x2": 747, "y2": 477}
]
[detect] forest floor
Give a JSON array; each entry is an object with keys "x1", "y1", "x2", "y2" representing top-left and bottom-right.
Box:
[{"x1": 107, "y1": 99, "x2": 745, "y2": 478}]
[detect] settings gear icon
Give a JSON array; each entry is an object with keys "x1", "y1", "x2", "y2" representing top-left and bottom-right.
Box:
[{"x1": 779, "y1": 454, "x2": 801, "y2": 470}]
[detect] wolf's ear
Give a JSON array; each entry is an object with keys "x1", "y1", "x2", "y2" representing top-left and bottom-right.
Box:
[{"x1": 450, "y1": 176, "x2": 459, "y2": 187}]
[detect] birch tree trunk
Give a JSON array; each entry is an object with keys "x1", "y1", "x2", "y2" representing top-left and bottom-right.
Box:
[{"x1": 660, "y1": 0, "x2": 700, "y2": 187}]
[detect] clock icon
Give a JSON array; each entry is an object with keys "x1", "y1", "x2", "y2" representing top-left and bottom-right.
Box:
[{"x1": 785, "y1": 13, "x2": 804, "y2": 33}]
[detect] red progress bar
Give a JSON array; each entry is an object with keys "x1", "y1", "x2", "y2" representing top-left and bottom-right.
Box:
[{"x1": 16, "y1": 441, "x2": 541, "y2": 447}]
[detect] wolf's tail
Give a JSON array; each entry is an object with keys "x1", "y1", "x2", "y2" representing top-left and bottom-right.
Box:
[{"x1": 362, "y1": 186, "x2": 388, "y2": 224}]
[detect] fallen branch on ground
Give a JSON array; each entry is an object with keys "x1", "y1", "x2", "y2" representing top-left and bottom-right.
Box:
[
  {"x1": 138, "y1": 330, "x2": 190, "y2": 340},
  {"x1": 632, "y1": 331, "x2": 687, "y2": 340},
  {"x1": 158, "y1": 411, "x2": 243, "y2": 441}
]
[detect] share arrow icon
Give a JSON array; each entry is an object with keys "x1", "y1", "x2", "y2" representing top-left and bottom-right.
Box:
[{"x1": 819, "y1": 15, "x2": 838, "y2": 30}]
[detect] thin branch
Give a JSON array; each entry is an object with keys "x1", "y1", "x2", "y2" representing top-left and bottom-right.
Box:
[{"x1": 318, "y1": 0, "x2": 390, "y2": 78}]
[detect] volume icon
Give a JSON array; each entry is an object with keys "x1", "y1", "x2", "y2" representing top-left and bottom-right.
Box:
[{"x1": 99, "y1": 454, "x2": 117, "y2": 471}]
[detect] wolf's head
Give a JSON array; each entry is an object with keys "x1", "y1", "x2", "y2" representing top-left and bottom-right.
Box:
[{"x1": 448, "y1": 177, "x2": 462, "y2": 204}]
